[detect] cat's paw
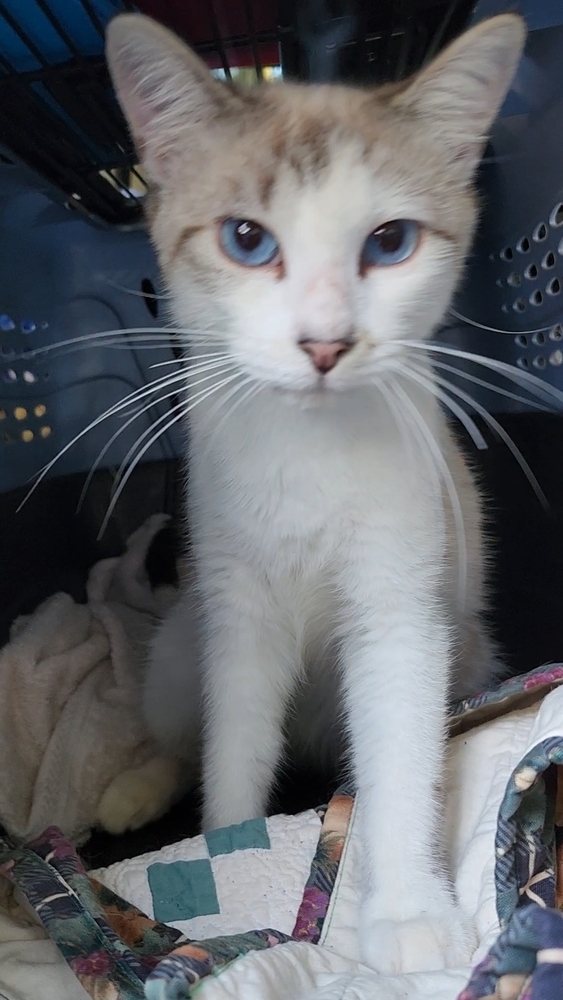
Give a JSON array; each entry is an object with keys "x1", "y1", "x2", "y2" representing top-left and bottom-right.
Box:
[
  {"x1": 97, "y1": 757, "x2": 183, "y2": 835},
  {"x1": 359, "y1": 893, "x2": 476, "y2": 975}
]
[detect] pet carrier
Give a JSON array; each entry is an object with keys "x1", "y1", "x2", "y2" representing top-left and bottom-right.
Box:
[
  {"x1": 0, "y1": 0, "x2": 187, "y2": 502},
  {"x1": 444, "y1": 0, "x2": 563, "y2": 413},
  {"x1": 0, "y1": 1, "x2": 561, "y2": 750}
]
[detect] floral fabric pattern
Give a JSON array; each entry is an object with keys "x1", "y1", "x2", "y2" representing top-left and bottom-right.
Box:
[
  {"x1": 0, "y1": 792, "x2": 352, "y2": 1000},
  {"x1": 495, "y1": 738, "x2": 563, "y2": 925},
  {"x1": 144, "y1": 930, "x2": 291, "y2": 1000},
  {"x1": 450, "y1": 663, "x2": 563, "y2": 737},
  {"x1": 3, "y1": 663, "x2": 563, "y2": 999},
  {"x1": 292, "y1": 790, "x2": 354, "y2": 944},
  {"x1": 459, "y1": 903, "x2": 563, "y2": 1000}
]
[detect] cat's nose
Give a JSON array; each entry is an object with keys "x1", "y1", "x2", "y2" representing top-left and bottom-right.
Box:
[{"x1": 298, "y1": 337, "x2": 354, "y2": 374}]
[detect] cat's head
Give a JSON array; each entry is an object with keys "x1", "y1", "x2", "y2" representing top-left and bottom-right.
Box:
[{"x1": 107, "y1": 14, "x2": 524, "y2": 393}]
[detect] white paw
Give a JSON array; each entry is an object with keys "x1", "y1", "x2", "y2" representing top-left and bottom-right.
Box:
[
  {"x1": 359, "y1": 892, "x2": 476, "y2": 975},
  {"x1": 97, "y1": 757, "x2": 183, "y2": 835}
]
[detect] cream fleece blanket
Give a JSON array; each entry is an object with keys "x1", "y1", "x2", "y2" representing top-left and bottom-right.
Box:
[{"x1": 0, "y1": 514, "x2": 182, "y2": 846}]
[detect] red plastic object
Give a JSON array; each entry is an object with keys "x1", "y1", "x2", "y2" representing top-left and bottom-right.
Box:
[{"x1": 134, "y1": 0, "x2": 280, "y2": 68}]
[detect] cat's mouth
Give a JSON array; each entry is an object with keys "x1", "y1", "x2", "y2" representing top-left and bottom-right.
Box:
[{"x1": 272, "y1": 370, "x2": 362, "y2": 401}]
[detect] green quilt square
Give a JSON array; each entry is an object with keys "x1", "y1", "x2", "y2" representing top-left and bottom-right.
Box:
[
  {"x1": 205, "y1": 816, "x2": 270, "y2": 857},
  {"x1": 148, "y1": 859, "x2": 220, "y2": 922}
]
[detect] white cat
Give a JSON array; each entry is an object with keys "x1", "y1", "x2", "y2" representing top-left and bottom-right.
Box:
[{"x1": 106, "y1": 12, "x2": 525, "y2": 975}]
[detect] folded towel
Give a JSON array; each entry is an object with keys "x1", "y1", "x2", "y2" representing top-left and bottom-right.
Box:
[{"x1": 0, "y1": 514, "x2": 183, "y2": 846}]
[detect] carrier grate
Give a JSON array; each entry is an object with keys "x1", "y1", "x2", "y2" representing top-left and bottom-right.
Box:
[{"x1": 0, "y1": 0, "x2": 473, "y2": 227}]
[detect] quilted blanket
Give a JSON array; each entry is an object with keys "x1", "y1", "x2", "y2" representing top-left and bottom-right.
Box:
[{"x1": 2, "y1": 662, "x2": 563, "y2": 1000}]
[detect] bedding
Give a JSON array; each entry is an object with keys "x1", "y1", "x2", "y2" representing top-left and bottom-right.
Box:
[
  {"x1": 0, "y1": 513, "x2": 181, "y2": 847},
  {"x1": 2, "y1": 662, "x2": 563, "y2": 1000}
]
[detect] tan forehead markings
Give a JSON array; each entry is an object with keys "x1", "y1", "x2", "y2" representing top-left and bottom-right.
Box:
[
  {"x1": 171, "y1": 224, "x2": 206, "y2": 261},
  {"x1": 259, "y1": 172, "x2": 276, "y2": 207},
  {"x1": 267, "y1": 112, "x2": 334, "y2": 179},
  {"x1": 430, "y1": 226, "x2": 458, "y2": 245}
]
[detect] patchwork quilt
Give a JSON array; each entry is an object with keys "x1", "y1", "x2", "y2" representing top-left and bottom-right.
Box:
[
  {"x1": 92, "y1": 809, "x2": 322, "y2": 940},
  {"x1": 2, "y1": 662, "x2": 563, "y2": 1000}
]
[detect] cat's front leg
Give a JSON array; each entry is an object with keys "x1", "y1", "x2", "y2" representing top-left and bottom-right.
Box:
[
  {"x1": 340, "y1": 558, "x2": 476, "y2": 975},
  {"x1": 200, "y1": 559, "x2": 298, "y2": 830}
]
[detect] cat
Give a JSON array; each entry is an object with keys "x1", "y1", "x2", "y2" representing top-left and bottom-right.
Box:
[{"x1": 105, "y1": 11, "x2": 525, "y2": 975}]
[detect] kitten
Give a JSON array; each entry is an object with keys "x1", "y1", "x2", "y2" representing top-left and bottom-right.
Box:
[{"x1": 106, "y1": 12, "x2": 525, "y2": 975}]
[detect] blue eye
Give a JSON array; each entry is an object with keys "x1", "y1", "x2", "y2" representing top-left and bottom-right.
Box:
[
  {"x1": 361, "y1": 220, "x2": 420, "y2": 269},
  {"x1": 219, "y1": 218, "x2": 280, "y2": 267}
]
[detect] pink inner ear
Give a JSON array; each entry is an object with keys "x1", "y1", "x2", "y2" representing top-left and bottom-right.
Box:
[
  {"x1": 113, "y1": 56, "x2": 157, "y2": 136},
  {"x1": 111, "y1": 48, "x2": 180, "y2": 173}
]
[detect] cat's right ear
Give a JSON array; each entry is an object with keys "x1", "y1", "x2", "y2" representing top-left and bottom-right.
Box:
[
  {"x1": 392, "y1": 14, "x2": 526, "y2": 176},
  {"x1": 106, "y1": 14, "x2": 233, "y2": 182}
]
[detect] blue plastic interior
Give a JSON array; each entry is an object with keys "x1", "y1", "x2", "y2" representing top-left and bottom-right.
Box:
[
  {"x1": 0, "y1": 0, "x2": 122, "y2": 71},
  {"x1": 0, "y1": 163, "x2": 182, "y2": 494},
  {"x1": 438, "y1": 0, "x2": 563, "y2": 415}
]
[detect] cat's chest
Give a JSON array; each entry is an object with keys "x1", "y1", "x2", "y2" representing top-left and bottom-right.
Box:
[{"x1": 189, "y1": 392, "x2": 430, "y2": 545}]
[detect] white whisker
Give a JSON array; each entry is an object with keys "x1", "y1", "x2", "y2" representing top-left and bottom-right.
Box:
[
  {"x1": 111, "y1": 365, "x2": 237, "y2": 492},
  {"x1": 150, "y1": 351, "x2": 229, "y2": 369},
  {"x1": 376, "y1": 377, "x2": 419, "y2": 474},
  {"x1": 19, "y1": 373, "x2": 187, "y2": 508},
  {"x1": 20, "y1": 330, "x2": 177, "y2": 359},
  {"x1": 105, "y1": 279, "x2": 173, "y2": 300},
  {"x1": 397, "y1": 339, "x2": 563, "y2": 408},
  {"x1": 201, "y1": 376, "x2": 263, "y2": 459},
  {"x1": 76, "y1": 390, "x2": 180, "y2": 512},
  {"x1": 386, "y1": 376, "x2": 448, "y2": 507},
  {"x1": 17, "y1": 359, "x2": 235, "y2": 510},
  {"x1": 17, "y1": 326, "x2": 227, "y2": 362},
  {"x1": 427, "y1": 358, "x2": 554, "y2": 412},
  {"x1": 98, "y1": 371, "x2": 242, "y2": 536},
  {"x1": 77, "y1": 360, "x2": 235, "y2": 510},
  {"x1": 149, "y1": 357, "x2": 186, "y2": 367},
  {"x1": 389, "y1": 377, "x2": 467, "y2": 605},
  {"x1": 448, "y1": 307, "x2": 556, "y2": 337},
  {"x1": 390, "y1": 361, "x2": 488, "y2": 452},
  {"x1": 411, "y1": 363, "x2": 548, "y2": 509}
]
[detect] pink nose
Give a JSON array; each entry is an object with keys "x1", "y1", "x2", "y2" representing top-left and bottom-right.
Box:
[{"x1": 298, "y1": 338, "x2": 354, "y2": 374}]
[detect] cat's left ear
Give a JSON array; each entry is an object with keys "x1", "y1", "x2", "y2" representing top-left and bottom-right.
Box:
[
  {"x1": 393, "y1": 14, "x2": 526, "y2": 174},
  {"x1": 106, "y1": 13, "x2": 236, "y2": 182}
]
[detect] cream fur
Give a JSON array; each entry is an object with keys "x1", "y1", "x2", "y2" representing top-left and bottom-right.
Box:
[{"x1": 106, "y1": 13, "x2": 525, "y2": 975}]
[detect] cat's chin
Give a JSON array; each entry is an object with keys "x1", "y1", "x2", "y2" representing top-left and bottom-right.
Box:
[
  {"x1": 269, "y1": 373, "x2": 369, "y2": 398},
  {"x1": 272, "y1": 381, "x2": 351, "y2": 409}
]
